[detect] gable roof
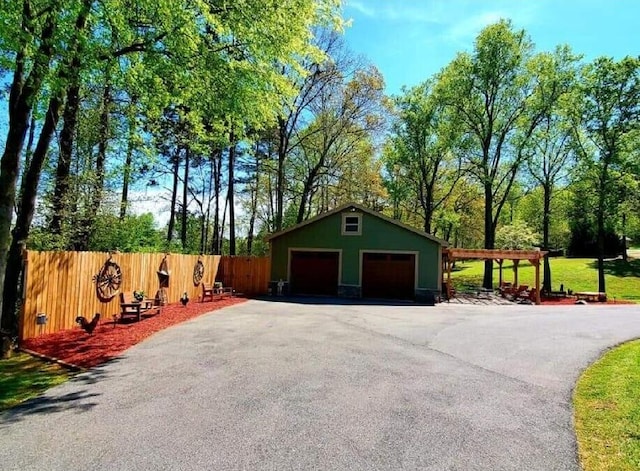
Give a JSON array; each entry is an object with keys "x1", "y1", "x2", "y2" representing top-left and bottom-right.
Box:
[{"x1": 266, "y1": 202, "x2": 449, "y2": 246}]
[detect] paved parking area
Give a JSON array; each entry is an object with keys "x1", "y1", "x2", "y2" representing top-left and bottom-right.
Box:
[{"x1": 1, "y1": 300, "x2": 639, "y2": 470}]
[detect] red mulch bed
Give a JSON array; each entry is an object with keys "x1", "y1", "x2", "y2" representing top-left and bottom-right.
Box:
[{"x1": 21, "y1": 297, "x2": 247, "y2": 369}]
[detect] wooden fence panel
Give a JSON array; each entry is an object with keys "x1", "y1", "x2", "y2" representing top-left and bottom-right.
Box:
[
  {"x1": 20, "y1": 251, "x2": 257, "y2": 340},
  {"x1": 216, "y1": 256, "x2": 270, "y2": 296}
]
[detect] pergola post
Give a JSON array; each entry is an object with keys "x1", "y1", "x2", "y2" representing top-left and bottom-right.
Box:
[
  {"x1": 513, "y1": 259, "x2": 519, "y2": 287},
  {"x1": 497, "y1": 259, "x2": 504, "y2": 287},
  {"x1": 445, "y1": 252, "x2": 454, "y2": 301},
  {"x1": 533, "y1": 259, "x2": 541, "y2": 305}
]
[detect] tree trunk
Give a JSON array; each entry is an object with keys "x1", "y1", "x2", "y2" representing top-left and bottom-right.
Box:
[
  {"x1": 542, "y1": 183, "x2": 552, "y2": 293},
  {"x1": 92, "y1": 82, "x2": 110, "y2": 216},
  {"x1": 2, "y1": 93, "x2": 64, "y2": 332},
  {"x1": 596, "y1": 182, "x2": 607, "y2": 294},
  {"x1": 297, "y1": 172, "x2": 316, "y2": 224},
  {"x1": 211, "y1": 148, "x2": 222, "y2": 254},
  {"x1": 483, "y1": 183, "x2": 494, "y2": 289},
  {"x1": 275, "y1": 118, "x2": 287, "y2": 232},
  {"x1": 275, "y1": 149, "x2": 285, "y2": 232},
  {"x1": 0, "y1": 10, "x2": 57, "y2": 329},
  {"x1": 18, "y1": 115, "x2": 37, "y2": 200},
  {"x1": 51, "y1": 66, "x2": 83, "y2": 235},
  {"x1": 120, "y1": 101, "x2": 137, "y2": 220},
  {"x1": 247, "y1": 143, "x2": 260, "y2": 255},
  {"x1": 595, "y1": 160, "x2": 610, "y2": 293},
  {"x1": 622, "y1": 212, "x2": 628, "y2": 263},
  {"x1": 167, "y1": 148, "x2": 181, "y2": 242},
  {"x1": 228, "y1": 131, "x2": 236, "y2": 255},
  {"x1": 181, "y1": 146, "x2": 190, "y2": 248}
]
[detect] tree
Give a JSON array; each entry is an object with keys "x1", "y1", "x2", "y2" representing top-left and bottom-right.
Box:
[
  {"x1": 0, "y1": 0, "x2": 345, "y2": 335},
  {"x1": 273, "y1": 29, "x2": 347, "y2": 231},
  {"x1": 387, "y1": 81, "x2": 463, "y2": 234},
  {"x1": 437, "y1": 20, "x2": 569, "y2": 288},
  {"x1": 496, "y1": 220, "x2": 540, "y2": 250},
  {"x1": 292, "y1": 64, "x2": 386, "y2": 223},
  {"x1": 523, "y1": 46, "x2": 579, "y2": 292},
  {"x1": 571, "y1": 56, "x2": 640, "y2": 293}
]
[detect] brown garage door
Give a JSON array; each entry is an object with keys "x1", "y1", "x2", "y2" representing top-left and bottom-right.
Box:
[
  {"x1": 290, "y1": 251, "x2": 339, "y2": 296},
  {"x1": 362, "y1": 253, "x2": 415, "y2": 300}
]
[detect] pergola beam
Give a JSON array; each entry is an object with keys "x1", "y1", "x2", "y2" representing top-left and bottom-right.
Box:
[{"x1": 445, "y1": 248, "x2": 547, "y2": 261}]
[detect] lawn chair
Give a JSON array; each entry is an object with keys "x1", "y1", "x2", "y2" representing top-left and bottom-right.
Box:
[
  {"x1": 499, "y1": 282, "x2": 513, "y2": 298},
  {"x1": 201, "y1": 283, "x2": 214, "y2": 302},
  {"x1": 511, "y1": 285, "x2": 529, "y2": 301}
]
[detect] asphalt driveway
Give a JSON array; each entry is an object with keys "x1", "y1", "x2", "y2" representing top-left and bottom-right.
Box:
[{"x1": 1, "y1": 300, "x2": 639, "y2": 470}]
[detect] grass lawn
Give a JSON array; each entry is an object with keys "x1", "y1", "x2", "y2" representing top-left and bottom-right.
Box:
[
  {"x1": 574, "y1": 340, "x2": 640, "y2": 470},
  {"x1": 450, "y1": 257, "x2": 640, "y2": 302},
  {"x1": 0, "y1": 352, "x2": 73, "y2": 411}
]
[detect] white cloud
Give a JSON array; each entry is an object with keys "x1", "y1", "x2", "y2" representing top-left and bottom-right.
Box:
[
  {"x1": 346, "y1": 0, "x2": 376, "y2": 17},
  {"x1": 345, "y1": 0, "x2": 541, "y2": 30},
  {"x1": 444, "y1": 10, "x2": 507, "y2": 44}
]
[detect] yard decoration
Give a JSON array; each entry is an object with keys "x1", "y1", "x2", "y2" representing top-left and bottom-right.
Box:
[
  {"x1": 75, "y1": 313, "x2": 100, "y2": 334},
  {"x1": 193, "y1": 256, "x2": 204, "y2": 286},
  {"x1": 155, "y1": 253, "x2": 170, "y2": 306},
  {"x1": 93, "y1": 251, "x2": 122, "y2": 301}
]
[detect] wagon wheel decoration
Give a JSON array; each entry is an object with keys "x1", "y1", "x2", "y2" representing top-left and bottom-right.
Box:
[
  {"x1": 193, "y1": 259, "x2": 205, "y2": 286},
  {"x1": 93, "y1": 258, "x2": 122, "y2": 301}
]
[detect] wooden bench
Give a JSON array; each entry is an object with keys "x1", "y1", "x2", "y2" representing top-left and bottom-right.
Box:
[
  {"x1": 575, "y1": 291, "x2": 607, "y2": 302},
  {"x1": 202, "y1": 282, "x2": 234, "y2": 302},
  {"x1": 214, "y1": 284, "x2": 234, "y2": 297},
  {"x1": 119, "y1": 292, "x2": 160, "y2": 322}
]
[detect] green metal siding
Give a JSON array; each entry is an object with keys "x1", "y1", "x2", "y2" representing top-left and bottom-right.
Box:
[{"x1": 270, "y1": 211, "x2": 442, "y2": 291}]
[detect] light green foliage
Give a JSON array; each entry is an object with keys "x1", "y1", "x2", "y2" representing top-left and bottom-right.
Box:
[
  {"x1": 385, "y1": 80, "x2": 463, "y2": 233},
  {"x1": 495, "y1": 220, "x2": 540, "y2": 250},
  {"x1": 85, "y1": 213, "x2": 163, "y2": 252},
  {"x1": 291, "y1": 63, "x2": 387, "y2": 222},
  {"x1": 435, "y1": 20, "x2": 549, "y2": 286},
  {"x1": 515, "y1": 187, "x2": 571, "y2": 248},
  {"x1": 570, "y1": 56, "x2": 640, "y2": 288}
]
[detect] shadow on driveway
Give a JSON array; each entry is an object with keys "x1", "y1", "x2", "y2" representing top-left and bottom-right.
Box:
[{"x1": 0, "y1": 359, "x2": 119, "y2": 426}]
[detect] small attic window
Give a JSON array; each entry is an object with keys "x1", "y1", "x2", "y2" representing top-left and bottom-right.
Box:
[{"x1": 342, "y1": 213, "x2": 361, "y2": 236}]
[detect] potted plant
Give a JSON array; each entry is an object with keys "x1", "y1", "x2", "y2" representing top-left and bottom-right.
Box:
[{"x1": 133, "y1": 290, "x2": 145, "y2": 302}]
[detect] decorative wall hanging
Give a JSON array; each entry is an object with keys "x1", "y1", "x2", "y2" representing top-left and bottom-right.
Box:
[
  {"x1": 193, "y1": 256, "x2": 204, "y2": 286},
  {"x1": 93, "y1": 251, "x2": 122, "y2": 301}
]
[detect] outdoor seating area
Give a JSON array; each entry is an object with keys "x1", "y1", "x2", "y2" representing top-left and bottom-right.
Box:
[
  {"x1": 118, "y1": 291, "x2": 161, "y2": 323},
  {"x1": 201, "y1": 282, "x2": 234, "y2": 302},
  {"x1": 443, "y1": 248, "x2": 547, "y2": 305}
]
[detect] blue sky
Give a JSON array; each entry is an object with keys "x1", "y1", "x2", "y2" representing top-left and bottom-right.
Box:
[{"x1": 342, "y1": 0, "x2": 640, "y2": 94}]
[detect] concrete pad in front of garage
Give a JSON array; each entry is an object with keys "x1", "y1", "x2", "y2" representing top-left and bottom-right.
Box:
[{"x1": 1, "y1": 300, "x2": 639, "y2": 471}]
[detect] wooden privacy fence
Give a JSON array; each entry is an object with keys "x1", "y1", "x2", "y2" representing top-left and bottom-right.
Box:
[
  {"x1": 20, "y1": 251, "x2": 270, "y2": 340},
  {"x1": 216, "y1": 256, "x2": 271, "y2": 297}
]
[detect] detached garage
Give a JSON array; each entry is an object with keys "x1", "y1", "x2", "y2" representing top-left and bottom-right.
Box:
[{"x1": 267, "y1": 203, "x2": 447, "y2": 301}]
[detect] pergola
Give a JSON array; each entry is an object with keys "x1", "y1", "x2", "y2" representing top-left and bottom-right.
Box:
[{"x1": 443, "y1": 248, "x2": 548, "y2": 305}]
